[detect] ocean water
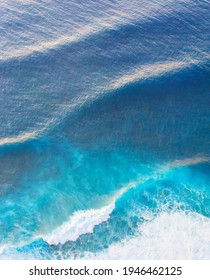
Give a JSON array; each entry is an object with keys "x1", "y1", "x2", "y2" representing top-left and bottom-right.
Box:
[{"x1": 0, "y1": 0, "x2": 210, "y2": 259}]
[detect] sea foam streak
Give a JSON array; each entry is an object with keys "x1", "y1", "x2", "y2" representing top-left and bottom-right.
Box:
[{"x1": 86, "y1": 211, "x2": 210, "y2": 260}]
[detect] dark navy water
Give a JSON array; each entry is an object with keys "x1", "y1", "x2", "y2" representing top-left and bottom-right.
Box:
[{"x1": 0, "y1": 0, "x2": 210, "y2": 259}]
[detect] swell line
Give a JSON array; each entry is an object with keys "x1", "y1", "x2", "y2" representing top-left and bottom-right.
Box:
[
  {"x1": 0, "y1": 131, "x2": 39, "y2": 147},
  {"x1": 0, "y1": 57, "x2": 207, "y2": 148},
  {"x1": 0, "y1": 0, "x2": 196, "y2": 62}
]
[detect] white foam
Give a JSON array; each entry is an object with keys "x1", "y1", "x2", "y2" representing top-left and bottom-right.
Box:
[
  {"x1": 44, "y1": 203, "x2": 115, "y2": 245},
  {"x1": 86, "y1": 211, "x2": 210, "y2": 260},
  {"x1": 0, "y1": 245, "x2": 7, "y2": 256},
  {"x1": 42, "y1": 176, "x2": 150, "y2": 246},
  {"x1": 43, "y1": 156, "x2": 209, "y2": 247}
]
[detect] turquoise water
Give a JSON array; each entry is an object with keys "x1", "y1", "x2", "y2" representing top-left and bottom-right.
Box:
[{"x1": 0, "y1": 0, "x2": 210, "y2": 259}]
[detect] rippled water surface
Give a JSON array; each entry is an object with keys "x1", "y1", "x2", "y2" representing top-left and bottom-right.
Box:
[{"x1": 0, "y1": 0, "x2": 210, "y2": 259}]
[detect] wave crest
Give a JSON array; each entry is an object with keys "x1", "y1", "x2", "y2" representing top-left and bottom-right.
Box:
[{"x1": 44, "y1": 204, "x2": 115, "y2": 245}]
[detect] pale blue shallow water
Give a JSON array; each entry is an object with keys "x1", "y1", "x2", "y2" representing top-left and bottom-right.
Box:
[{"x1": 0, "y1": 0, "x2": 210, "y2": 259}]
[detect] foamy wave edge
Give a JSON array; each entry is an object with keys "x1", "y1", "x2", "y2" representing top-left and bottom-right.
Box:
[
  {"x1": 43, "y1": 156, "x2": 209, "y2": 246},
  {"x1": 85, "y1": 210, "x2": 210, "y2": 260},
  {"x1": 44, "y1": 204, "x2": 115, "y2": 245}
]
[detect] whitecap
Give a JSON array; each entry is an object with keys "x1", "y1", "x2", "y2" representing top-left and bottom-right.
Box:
[
  {"x1": 44, "y1": 203, "x2": 115, "y2": 245},
  {"x1": 86, "y1": 211, "x2": 210, "y2": 259}
]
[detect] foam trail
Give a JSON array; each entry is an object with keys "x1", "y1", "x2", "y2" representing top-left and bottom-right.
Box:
[{"x1": 86, "y1": 211, "x2": 210, "y2": 260}]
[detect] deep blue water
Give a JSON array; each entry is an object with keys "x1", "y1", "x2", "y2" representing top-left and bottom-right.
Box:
[{"x1": 0, "y1": 0, "x2": 210, "y2": 259}]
